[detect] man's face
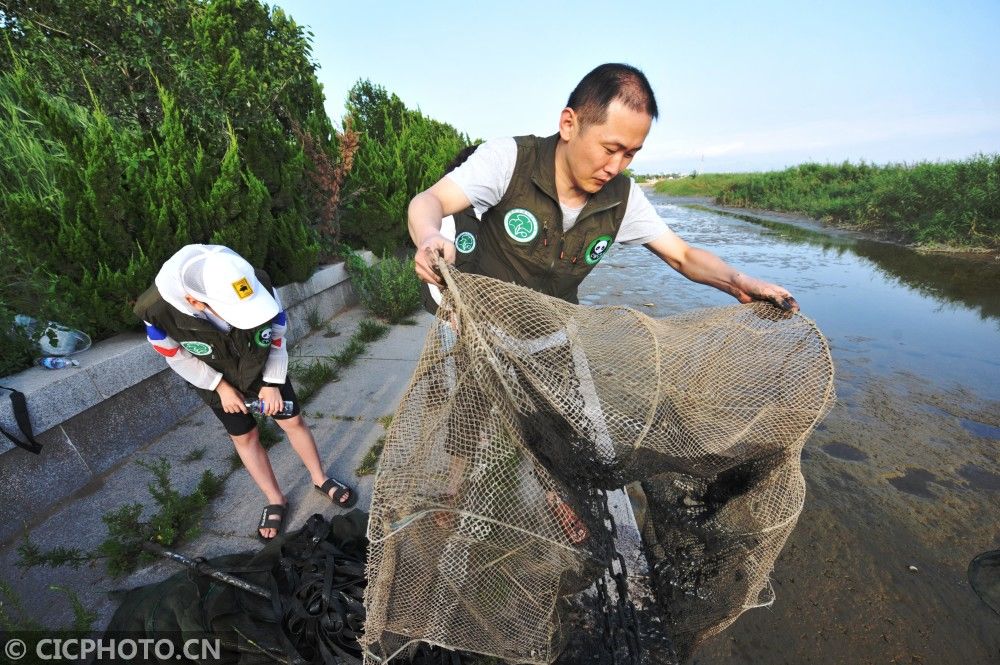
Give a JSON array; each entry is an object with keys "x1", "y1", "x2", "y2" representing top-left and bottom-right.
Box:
[{"x1": 560, "y1": 99, "x2": 652, "y2": 194}]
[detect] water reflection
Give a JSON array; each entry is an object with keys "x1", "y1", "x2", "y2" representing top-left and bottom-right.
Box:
[
  {"x1": 581, "y1": 196, "x2": 1000, "y2": 400},
  {"x1": 694, "y1": 205, "x2": 1000, "y2": 322}
]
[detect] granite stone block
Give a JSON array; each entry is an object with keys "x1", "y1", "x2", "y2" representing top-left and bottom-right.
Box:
[
  {"x1": 0, "y1": 426, "x2": 93, "y2": 545},
  {"x1": 59, "y1": 369, "x2": 203, "y2": 477}
]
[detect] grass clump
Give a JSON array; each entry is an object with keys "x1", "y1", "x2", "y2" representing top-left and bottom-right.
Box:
[
  {"x1": 290, "y1": 358, "x2": 340, "y2": 403},
  {"x1": 333, "y1": 337, "x2": 367, "y2": 368},
  {"x1": 182, "y1": 446, "x2": 207, "y2": 463},
  {"x1": 355, "y1": 436, "x2": 385, "y2": 477},
  {"x1": 0, "y1": 581, "x2": 95, "y2": 632},
  {"x1": 654, "y1": 172, "x2": 751, "y2": 197},
  {"x1": 18, "y1": 458, "x2": 226, "y2": 577},
  {"x1": 357, "y1": 319, "x2": 390, "y2": 343},
  {"x1": 305, "y1": 306, "x2": 323, "y2": 331},
  {"x1": 256, "y1": 416, "x2": 283, "y2": 448},
  {"x1": 343, "y1": 248, "x2": 422, "y2": 323}
]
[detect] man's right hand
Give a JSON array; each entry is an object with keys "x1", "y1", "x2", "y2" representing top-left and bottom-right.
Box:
[
  {"x1": 414, "y1": 233, "x2": 456, "y2": 286},
  {"x1": 216, "y1": 379, "x2": 247, "y2": 414}
]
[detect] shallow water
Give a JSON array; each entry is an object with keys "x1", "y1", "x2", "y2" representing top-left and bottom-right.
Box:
[
  {"x1": 581, "y1": 197, "x2": 1000, "y2": 401},
  {"x1": 579, "y1": 195, "x2": 1000, "y2": 663}
]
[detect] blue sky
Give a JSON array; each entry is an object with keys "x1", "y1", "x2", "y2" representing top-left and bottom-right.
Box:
[{"x1": 273, "y1": 0, "x2": 1000, "y2": 174}]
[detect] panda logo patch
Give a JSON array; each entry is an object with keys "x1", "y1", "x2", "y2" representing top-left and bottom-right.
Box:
[
  {"x1": 255, "y1": 327, "x2": 273, "y2": 348},
  {"x1": 584, "y1": 235, "x2": 613, "y2": 265}
]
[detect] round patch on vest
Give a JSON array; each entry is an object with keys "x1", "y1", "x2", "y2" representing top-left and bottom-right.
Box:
[
  {"x1": 584, "y1": 235, "x2": 614, "y2": 265},
  {"x1": 180, "y1": 341, "x2": 213, "y2": 356},
  {"x1": 455, "y1": 231, "x2": 477, "y2": 254},
  {"x1": 255, "y1": 327, "x2": 273, "y2": 348},
  {"x1": 503, "y1": 208, "x2": 539, "y2": 243}
]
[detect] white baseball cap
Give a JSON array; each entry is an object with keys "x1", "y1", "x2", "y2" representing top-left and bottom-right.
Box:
[{"x1": 179, "y1": 246, "x2": 279, "y2": 330}]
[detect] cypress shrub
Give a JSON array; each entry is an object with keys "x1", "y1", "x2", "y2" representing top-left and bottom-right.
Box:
[
  {"x1": 0, "y1": 1, "x2": 355, "y2": 375},
  {"x1": 340, "y1": 80, "x2": 471, "y2": 255}
]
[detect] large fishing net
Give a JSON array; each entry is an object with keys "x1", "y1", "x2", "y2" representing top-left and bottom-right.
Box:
[{"x1": 363, "y1": 263, "x2": 835, "y2": 663}]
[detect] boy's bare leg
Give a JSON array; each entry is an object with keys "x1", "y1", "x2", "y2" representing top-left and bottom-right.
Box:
[
  {"x1": 276, "y1": 415, "x2": 353, "y2": 504},
  {"x1": 230, "y1": 427, "x2": 285, "y2": 538}
]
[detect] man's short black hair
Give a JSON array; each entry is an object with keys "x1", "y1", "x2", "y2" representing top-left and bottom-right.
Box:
[{"x1": 566, "y1": 63, "x2": 658, "y2": 127}]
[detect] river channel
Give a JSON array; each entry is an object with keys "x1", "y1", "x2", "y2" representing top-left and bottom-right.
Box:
[{"x1": 579, "y1": 194, "x2": 1000, "y2": 664}]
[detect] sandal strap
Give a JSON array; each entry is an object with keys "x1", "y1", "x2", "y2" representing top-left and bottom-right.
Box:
[
  {"x1": 258, "y1": 503, "x2": 286, "y2": 527},
  {"x1": 317, "y1": 477, "x2": 357, "y2": 507},
  {"x1": 318, "y1": 478, "x2": 347, "y2": 494}
]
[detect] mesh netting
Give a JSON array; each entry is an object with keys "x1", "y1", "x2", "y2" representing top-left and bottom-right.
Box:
[
  {"x1": 181, "y1": 255, "x2": 209, "y2": 299},
  {"x1": 362, "y1": 264, "x2": 835, "y2": 663}
]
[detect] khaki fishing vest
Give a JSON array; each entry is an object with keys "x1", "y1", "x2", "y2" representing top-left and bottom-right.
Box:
[
  {"x1": 133, "y1": 269, "x2": 278, "y2": 408},
  {"x1": 473, "y1": 133, "x2": 630, "y2": 304}
]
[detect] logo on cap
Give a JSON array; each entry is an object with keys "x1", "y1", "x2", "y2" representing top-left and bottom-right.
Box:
[{"x1": 232, "y1": 277, "x2": 254, "y2": 300}]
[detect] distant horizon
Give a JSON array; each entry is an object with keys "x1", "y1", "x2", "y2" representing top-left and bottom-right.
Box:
[
  {"x1": 630, "y1": 150, "x2": 998, "y2": 176},
  {"x1": 274, "y1": 0, "x2": 1000, "y2": 174}
]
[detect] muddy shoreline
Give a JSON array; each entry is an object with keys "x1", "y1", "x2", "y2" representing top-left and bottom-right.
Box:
[{"x1": 693, "y1": 370, "x2": 1000, "y2": 664}]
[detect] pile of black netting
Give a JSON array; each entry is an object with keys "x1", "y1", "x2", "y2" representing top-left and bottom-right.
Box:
[{"x1": 104, "y1": 512, "x2": 467, "y2": 665}]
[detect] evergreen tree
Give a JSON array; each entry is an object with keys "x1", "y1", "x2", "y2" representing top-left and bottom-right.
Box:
[
  {"x1": 341, "y1": 80, "x2": 471, "y2": 254},
  {"x1": 208, "y1": 123, "x2": 272, "y2": 268}
]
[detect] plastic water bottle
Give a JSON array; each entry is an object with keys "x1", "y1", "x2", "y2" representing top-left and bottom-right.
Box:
[
  {"x1": 36, "y1": 357, "x2": 80, "y2": 369},
  {"x1": 244, "y1": 399, "x2": 295, "y2": 416}
]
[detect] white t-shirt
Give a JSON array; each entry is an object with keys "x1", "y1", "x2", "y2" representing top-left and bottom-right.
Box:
[{"x1": 446, "y1": 137, "x2": 668, "y2": 246}]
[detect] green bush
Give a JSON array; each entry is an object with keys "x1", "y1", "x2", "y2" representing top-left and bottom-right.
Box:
[
  {"x1": 655, "y1": 157, "x2": 1000, "y2": 248},
  {"x1": 344, "y1": 249, "x2": 422, "y2": 323},
  {"x1": 0, "y1": 235, "x2": 68, "y2": 376},
  {"x1": 339, "y1": 80, "x2": 472, "y2": 254},
  {"x1": 0, "y1": 1, "x2": 351, "y2": 375}
]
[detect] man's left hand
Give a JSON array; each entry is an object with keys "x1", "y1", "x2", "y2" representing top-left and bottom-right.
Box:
[
  {"x1": 732, "y1": 273, "x2": 799, "y2": 313},
  {"x1": 258, "y1": 386, "x2": 283, "y2": 416}
]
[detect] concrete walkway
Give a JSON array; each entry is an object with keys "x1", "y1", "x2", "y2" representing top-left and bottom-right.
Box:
[{"x1": 0, "y1": 306, "x2": 435, "y2": 630}]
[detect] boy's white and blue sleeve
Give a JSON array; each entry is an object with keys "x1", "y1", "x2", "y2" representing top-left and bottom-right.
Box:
[
  {"x1": 143, "y1": 321, "x2": 223, "y2": 390},
  {"x1": 261, "y1": 293, "x2": 289, "y2": 385}
]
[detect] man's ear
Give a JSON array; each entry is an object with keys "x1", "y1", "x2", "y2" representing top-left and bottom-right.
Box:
[
  {"x1": 184, "y1": 294, "x2": 206, "y2": 310},
  {"x1": 558, "y1": 107, "x2": 579, "y2": 142}
]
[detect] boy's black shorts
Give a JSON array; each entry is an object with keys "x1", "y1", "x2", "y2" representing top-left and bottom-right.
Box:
[{"x1": 211, "y1": 380, "x2": 301, "y2": 437}]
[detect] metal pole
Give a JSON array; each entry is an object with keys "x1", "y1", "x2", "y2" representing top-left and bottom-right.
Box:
[{"x1": 141, "y1": 542, "x2": 272, "y2": 599}]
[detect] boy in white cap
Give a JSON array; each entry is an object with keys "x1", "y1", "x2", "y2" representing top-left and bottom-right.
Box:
[{"x1": 134, "y1": 244, "x2": 356, "y2": 541}]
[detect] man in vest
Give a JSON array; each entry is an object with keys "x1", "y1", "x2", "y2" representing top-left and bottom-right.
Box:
[
  {"x1": 408, "y1": 62, "x2": 797, "y2": 311},
  {"x1": 134, "y1": 244, "x2": 356, "y2": 542},
  {"x1": 407, "y1": 63, "x2": 798, "y2": 543}
]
